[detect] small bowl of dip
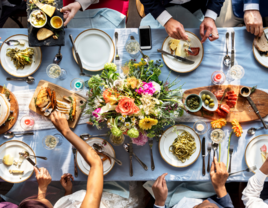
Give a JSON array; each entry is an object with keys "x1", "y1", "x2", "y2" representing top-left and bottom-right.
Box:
[
  {"x1": 184, "y1": 94, "x2": 202, "y2": 113},
  {"x1": 50, "y1": 16, "x2": 63, "y2": 29},
  {"x1": 29, "y1": 10, "x2": 47, "y2": 28}
]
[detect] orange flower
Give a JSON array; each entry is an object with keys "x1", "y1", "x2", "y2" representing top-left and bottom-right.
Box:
[
  {"x1": 103, "y1": 89, "x2": 119, "y2": 105},
  {"x1": 127, "y1": 77, "x2": 139, "y2": 89},
  {"x1": 116, "y1": 97, "x2": 140, "y2": 116}
]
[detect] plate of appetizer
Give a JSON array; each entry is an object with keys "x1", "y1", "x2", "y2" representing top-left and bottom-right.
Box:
[
  {"x1": 159, "y1": 124, "x2": 201, "y2": 168},
  {"x1": 253, "y1": 28, "x2": 268, "y2": 68},
  {"x1": 245, "y1": 134, "x2": 268, "y2": 173},
  {"x1": 0, "y1": 140, "x2": 36, "y2": 183},
  {"x1": 0, "y1": 34, "x2": 42, "y2": 77},
  {"x1": 76, "y1": 137, "x2": 115, "y2": 176},
  {"x1": 161, "y1": 31, "x2": 204, "y2": 73},
  {"x1": 72, "y1": 29, "x2": 115, "y2": 71}
]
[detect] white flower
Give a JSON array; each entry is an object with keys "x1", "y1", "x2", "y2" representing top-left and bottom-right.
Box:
[
  {"x1": 100, "y1": 103, "x2": 117, "y2": 114},
  {"x1": 113, "y1": 80, "x2": 124, "y2": 91},
  {"x1": 139, "y1": 94, "x2": 160, "y2": 115},
  {"x1": 152, "y1": 81, "x2": 161, "y2": 93},
  {"x1": 93, "y1": 96, "x2": 103, "y2": 108},
  {"x1": 125, "y1": 122, "x2": 131, "y2": 128},
  {"x1": 120, "y1": 126, "x2": 127, "y2": 132},
  {"x1": 131, "y1": 117, "x2": 136, "y2": 123},
  {"x1": 119, "y1": 116, "x2": 125, "y2": 122}
]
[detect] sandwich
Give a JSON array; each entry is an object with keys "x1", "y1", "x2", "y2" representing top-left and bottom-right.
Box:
[{"x1": 254, "y1": 33, "x2": 268, "y2": 56}]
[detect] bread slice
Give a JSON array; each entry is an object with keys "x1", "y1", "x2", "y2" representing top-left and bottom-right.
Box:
[
  {"x1": 254, "y1": 33, "x2": 268, "y2": 52},
  {"x1": 37, "y1": 28, "x2": 53, "y2": 41},
  {"x1": 34, "y1": 0, "x2": 56, "y2": 17}
]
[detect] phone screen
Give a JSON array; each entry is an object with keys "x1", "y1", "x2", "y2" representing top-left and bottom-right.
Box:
[{"x1": 140, "y1": 28, "x2": 151, "y2": 47}]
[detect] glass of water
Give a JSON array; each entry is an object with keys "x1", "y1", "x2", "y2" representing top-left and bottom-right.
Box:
[
  {"x1": 46, "y1": 64, "x2": 67, "y2": 80},
  {"x1": 227, "y1": 65, "x2": 245, "y2": 80},
  {"x1": 42, "y1": 134, "x2": 63, "y2": 150},
  {"x1": 125, "y1": 39, "x2": 140, "y2": 59}
]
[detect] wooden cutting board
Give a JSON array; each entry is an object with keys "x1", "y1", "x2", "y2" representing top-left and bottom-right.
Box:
[
  {"x1": 29, "y1": 80, "x2": 87, "y2": 128},
  {"x1": 183, "y1": 85, "x2": 268, "y2": 122},
  {"x1": 0, "y1": 86, "x2": 19, "y2": 135}
]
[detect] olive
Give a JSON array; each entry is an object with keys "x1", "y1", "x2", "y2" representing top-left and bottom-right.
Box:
[
  {"x1": 202, "y1": 94, "x2": 206, "y2": 101},
  {"x1": 204, "y1": 100, "x2": 209, "y2": 105},
  {"x1": 209, "y1": 98, "x2": 214, "y2": 103},
  {"x1": 206, "y1": 95, "x2": 211, "y2": 99},
  {"x1": 209, "y1": 103, "x2": 215, "y2": 108}
]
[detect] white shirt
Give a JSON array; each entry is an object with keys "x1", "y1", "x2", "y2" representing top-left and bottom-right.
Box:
[
  {"x1": 154, "y1": 197, "x2": 203, "y2": 208},
  {"x1": 242, "y1": 169, "x2": 268, "y2": 208}
]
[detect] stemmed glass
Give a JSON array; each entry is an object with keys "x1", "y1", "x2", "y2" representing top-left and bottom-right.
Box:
[{"x1": 46, "y1": 64, "x2": 67, "y2": 80}]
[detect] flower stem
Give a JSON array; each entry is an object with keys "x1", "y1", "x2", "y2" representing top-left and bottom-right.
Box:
[
  {"x1": 226, "y1": 131, "x2": 233, "y2": 169},
  {"x1": 218, "y1": 143, "x2": 221, "y2": 162}
]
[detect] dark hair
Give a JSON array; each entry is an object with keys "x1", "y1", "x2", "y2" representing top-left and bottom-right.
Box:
[{"x1": 19, "y1": 200, "x2": 49, "y2": 208}]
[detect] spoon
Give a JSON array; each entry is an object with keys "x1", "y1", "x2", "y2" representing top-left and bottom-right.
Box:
[
  {"x1": 247, "y1": 126, "x2": 265, "y2": 135},
  {"x1": 53, "y1": 46, "x2": 62, "y2": 65},
  {"x1": 123, "y1": 143, "x2": 148, "y2": 170},
  {"x1": 19, "y1": 152, "x2": 47, "y2": 160},
  {"x1": 0, "y1": 40, "x2": 20, "y2": 46},
  {"x1": 4, "y1": 131, "x2": 34, "y2": 139},
  {"x1": 6, "y1": 76, "x2": 35, "y2": 84},
  {"x1": 223, "y1": 32, "x2": 231, "y2": 67},
  {"x1": 93, "y1": 143, "x2": 122, "y2": 166},
  {"x1": 80, "y1": 133, "x2": 109, "y2": 141}
]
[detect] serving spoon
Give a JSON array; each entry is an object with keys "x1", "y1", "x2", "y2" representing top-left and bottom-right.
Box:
[
  {"x1": 53, "y1": 46, "x2": 62, "y2": 65},
  {"x1": 6, "y1": 76, "x2": 35, "y2": 84},
  {"x1": 247, "y1": 126, "x2": 265, "y2": 135},
  {"x1": 4, "y1": 131, "x2": 34, "y2": 139},
  {"x1": 223, "y1": 32, "x2": 231, "y2": 67}
]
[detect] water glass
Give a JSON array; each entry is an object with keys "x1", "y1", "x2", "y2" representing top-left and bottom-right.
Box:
[
  {"x1": 42, "y1": 134, "x2": 63, "y2": 150},
  {"x1": 125, "y1": 39, "x2": 140, "y2": 59},
  {"x1": 46, "y1": 64, "x2": 67, "y2": 80}
]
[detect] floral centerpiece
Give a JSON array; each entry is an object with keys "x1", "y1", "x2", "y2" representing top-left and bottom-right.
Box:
[{"x1": 86, "y1": 59, "x2": 184, "y2": 145}]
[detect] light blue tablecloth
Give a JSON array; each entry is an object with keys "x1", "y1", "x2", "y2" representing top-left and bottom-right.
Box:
[{"x1": 0, "y1": 27, "x2": 268, "y2": 182}]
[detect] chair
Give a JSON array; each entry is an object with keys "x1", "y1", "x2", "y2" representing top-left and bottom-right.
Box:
[
  {"x1": 136, "y1": 0, "x2": 145, "y2": 18},
  {"x1": 10, "y1": 10, "x2": 27, "y2": 28}
]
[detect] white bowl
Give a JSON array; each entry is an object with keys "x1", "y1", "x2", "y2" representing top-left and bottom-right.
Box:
[
  {"x1": 199, "y1": 90, "x2": 218, "y2": 112},
  {"x1": 29, "y1": 10, "x2": 47, "y2": 28}
]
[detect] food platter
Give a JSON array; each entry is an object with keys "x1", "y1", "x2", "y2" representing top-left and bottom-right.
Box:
[
  {"x1": 0, "y1": 34, "x2": 42, "y2": 77},
  {"x1": 0, "y1": 140, "x2": 36, "y2": 183},
  {"x1": 72, "y1": 29, "x2": 115, "y2": 71},
  {"x1": 245, "y1": 134, "x2": 268, "y2": 173},
  {"x1": 161, "y1": 31, "x2": 204, "y2": 73},
  {"x1": 76, "y1": 137, "x2": 115, "y2": 176},
  {"x1": 253, "y1": 27, "x2": 268, "y2": 68},
  {"x1": 159, "y1": 125, "x2": 201, "y2": 168}
]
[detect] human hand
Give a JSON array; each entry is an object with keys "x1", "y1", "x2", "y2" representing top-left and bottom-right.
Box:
[
  {"x1": 200, "y1": 17, "x2": 219, "y2": 43},
  {"x1": 60, "y1": 2, "x2": 81, "y2": 26},
  {"x1": 164, "y1": 18, "x2": 188, "y2": 40},
  {"x1": 50, "y1": 111, "x2": 70, "y2": 136},
  {"x1": 210, "y1": 157, "x2": 228, "y2": 198},
  {"x1": 60, "y1": 173, "x2": 74, "y2": 195},
  {"x1": 152, "y1": 173, "x2": 168, "y2": 206},
  {"x1": 244, "y1": 10, "x2": 263, "y2": 37},
  {"x1": 34, "y1": 167, "x2": 52, "y2": 192}
]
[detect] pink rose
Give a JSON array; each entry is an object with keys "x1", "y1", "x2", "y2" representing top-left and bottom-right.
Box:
[{"x1": 132, "y1": 133, "x2": 148, "y2": 146}]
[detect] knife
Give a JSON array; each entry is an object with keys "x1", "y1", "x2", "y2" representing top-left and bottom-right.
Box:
[
  {"x1": 26, "y1": 157, "x2": 40, "y2": 171},
  {"x1": 231, "y1": 31, "x2": 235, "y2": 67},
  {"x1": 129, "y1": 140, "x2": 133, "y2": 177},
  {"x1": 202, "y1": 137, "x2": 206, "y2": 176},
  {"x1": 157, "y1": 49, "x2": 195, "y2": 64}
]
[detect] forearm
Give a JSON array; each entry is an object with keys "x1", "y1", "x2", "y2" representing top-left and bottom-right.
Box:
[
  {"x1": 214, "y1": 186, "x2": 228, "y2": 198},
  {"x1": 37, "y1": 187, "x2": 47, "y2": 200}
]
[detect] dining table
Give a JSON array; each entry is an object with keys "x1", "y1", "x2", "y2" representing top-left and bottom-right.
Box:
[{"x1": 0, "y1": 27, "x2": 268, "y2": 182}]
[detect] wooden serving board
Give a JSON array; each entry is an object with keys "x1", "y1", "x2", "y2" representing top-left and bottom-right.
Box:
[
  {"x1": 183, "y1": 85, "x2": 268, "y2": 122},
  {"x1": 29, "y1": 80, "x2": 87, "y2": 128},
  {"x1": 0, "y1": 86, "x2": 19, "y2": 135}
]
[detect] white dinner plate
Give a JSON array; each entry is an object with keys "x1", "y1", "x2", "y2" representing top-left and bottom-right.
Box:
[
  {"x1": 245, "y1": 134, "x2": 268, "y2": 173},
  {"x1": 76, "y1": 137, "x2": 115, "y2": 176},
  {"x1": 0, "y1": 140, "x2": 35, "y2": 183},
  {"x1": 72, "y1": 29, "x2": 115, "y2": 71},
  {"x1": 0, "y1": 34, "x2": 42, "y2": 77},
  {"x1": 253, "y1": 28, "x2": 268, "y2": 68},
  {"x1": 159, "y1": 125, "x2": 201, "y2": 168},
  {"x1": 161, "y1": 31, "x2": 204, "y2": 73}
]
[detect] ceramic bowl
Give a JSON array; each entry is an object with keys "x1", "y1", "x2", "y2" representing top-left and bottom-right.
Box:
[
  {"x1": 29, "y1": 10, "x2": 47, "y2": 28},
  {"x1": 184, "y1": 94, "x2": 202, "y2": 113},
  {"x1": 199, "y1": 90, "x2": 218, "y2": 112}
]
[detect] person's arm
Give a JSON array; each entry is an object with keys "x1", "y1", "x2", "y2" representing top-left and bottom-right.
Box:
[
  {"x1": 51, "y1": 112, "x2": 103, "y2": 208},
  {"x1": 60, "y1": 173, "x2": 74, "y2": 196},
  {"x1": 210, "y1": 157, "x2": 234, "y2": 208},
  {"x1": 152, "y1": 173, "x2": 168, "y2": 208},
  {"x1": 242, "y1": 158, "x2": 268, "y2": 208}
]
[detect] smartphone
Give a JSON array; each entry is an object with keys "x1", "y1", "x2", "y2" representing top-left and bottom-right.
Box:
[{"x1": 139, "y1": 26, "x2": 152, "y2": 50}]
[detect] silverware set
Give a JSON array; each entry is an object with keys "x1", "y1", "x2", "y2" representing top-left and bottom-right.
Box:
[
  {"x1": 228, "y1": 145, "x2": 234, "y2": 173},
  {"x1": 223, "y1": 31, "x2": 235, "y2": 67},
  {"x1": 207, "y1": 142, "x2": 211, "y2": 173},
  {"x1": 148, "y1": 137, "x2": 155, "y2": 171}
]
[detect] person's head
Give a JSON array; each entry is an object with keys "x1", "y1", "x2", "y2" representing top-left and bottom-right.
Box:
[
  {"x1": 19, "y1": 199, "x2": 52, "y2": 208},
  {"x1": 193, "y1": 200, "x2": 219, "y2": 208}
]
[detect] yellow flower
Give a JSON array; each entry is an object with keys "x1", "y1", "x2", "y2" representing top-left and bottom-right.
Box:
[
  {"x1": 127, "y1": 77, "x2": 139, "y2": 89},
  {"x1": 139, "y1": 117, "x2": 158, "y2": 130}
]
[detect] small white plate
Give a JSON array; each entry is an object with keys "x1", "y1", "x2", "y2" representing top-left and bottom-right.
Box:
[
  {"x1": 161, "y1": 31, "x2": 204, "y2": 73},
  {"x1": 0, "y1": 140, "x2": 35, "y2": 183},
  {"x1": 76, "y1": 137, "x2": 115, "y2": 176},
  {"x1": 199, "y1": 90, "x2": 218, "y2": 112},
  {"x1": 0, "y1": 34, "x2": 42, "y2": 77},
  {"x1": 245, "y1": 134, "x2": 268, "y2": 173},
  {"x1": 159, "y1": 125, "x2": 201, "y2": 168},
  {"x1": 72, "y1": 29, "x2": 115, "y2": 71},
  {"x1": 253, "y1": 28, "x2": 268, "y2": 68}
]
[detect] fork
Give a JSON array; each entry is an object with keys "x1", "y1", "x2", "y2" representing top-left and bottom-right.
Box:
[
  {"x1": 115, "y1": 32, "x2": 120, "y2": 61},
  {"x1": 228, "y1": 145, "x2": 234, "y2": 173},
  {"x1": 72, "y1": 146, "x2": 78, "y2": 177},
  {"x1": 212, "y1": 143, "x2": 219, "y2": 159},
  {"x1": 148, "y1": 138, "x2": 155, "y2": 171},
  {"x1": 207, "y1": 143, "x2": 211, "y2": 172},
  {"x1": 228, "y1": 165, "x2": 257, "y2": 177}
]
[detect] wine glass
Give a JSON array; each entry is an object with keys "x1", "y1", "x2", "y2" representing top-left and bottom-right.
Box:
[{"x1": 46, "y1": 64, "x2": 67, "y2": 80}]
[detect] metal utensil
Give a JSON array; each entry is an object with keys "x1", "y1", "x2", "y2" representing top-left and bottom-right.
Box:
[
  {"x1": 212, "y1": 142, "x2": 219, "y2": 158},
  {"x1": 231, "y1": 31, "x2": 235, "y2": 67},
  {"x1": 157, "y1": 49, "x2": 195, "y2": 64},
  {"x1": 4, "y1": 131, "x2": 34, "y2": 139},
  {"x1": 228, "y1": 165, "x2": 257, "y2": 177},
  {"x1": 124, "y1": 143, "x2": 148, "y2": 171},
  {"x1": 148, "y1": 137, "x2": 155, "y2": 171},
  {"x1": 228, "y1": 145, "x2": 234, "y2": 173},
  {"x1": 19, "y1": 152, "x2": 47, "y2": 160},
  {"x1": 207, "y1": 142, "x2": 211, "y2": 173},
  {"x1": 21, "y1": 154, "x2": 39, "y2": 171},
  {"x1": 80, "y1": 133, "x2": 109, "y2": 141},
  {"x1": 202, "y1": 137, "x2": 206, "y2": 176},
  {"x1": 93, "y1": 143, "x2": 122, "y2": 166},
  {"x1": 69, "y1": 34, "x2": 92, "y2": 78},
  {"x1": 53, "y1": 46, "x2": 62, "y2": 65},
  {"x1": 223, "y1": 32, "x2": 231, "y2": 67},
  {"x1": 247, "y1": 126, "x2": 265, "y2": 135},
  {"x1": 115, "y1": 32, "x2": 120, "y2": 61},
  {"x1": 72, "y1": 146, "x2": 78, "y2": 177},
  {"x1": 6, "y1": 76, "x2": 35, "y2": 84},
  {"x1": 0, "y1": 40, "x2": 20, "y2": 46},
  {"x1": 130, "y1": 36, "x2": 150, "y2": 64},
  {"x1": 127, "y1": 141, "x2": 133, "y2": 176}
]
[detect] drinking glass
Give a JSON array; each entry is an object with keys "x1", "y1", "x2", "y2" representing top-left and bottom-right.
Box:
[
  {"x1": 227, "y1": 65, "x2": 245, "y2": 80},
  {"x1": 42, "y1": 134, "x2": 63, "y2": 150},
  {"x1": 125, "y1": 39, "x2": 140, "y2": 59},
  {"x1": 109, "y1": 134, "x2": 125, "y2": 146},
  {"x1": 46, "y1": 64, "x2": 67, "y2": 80}
]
